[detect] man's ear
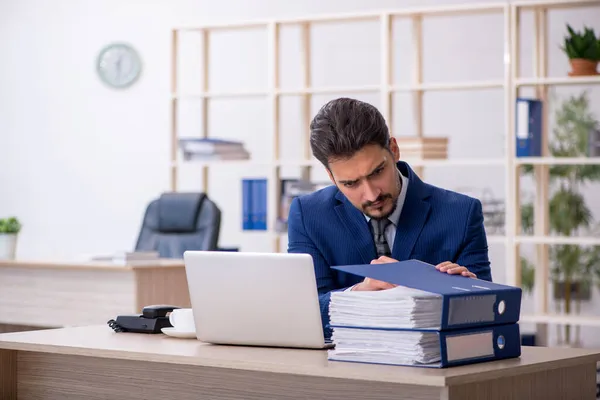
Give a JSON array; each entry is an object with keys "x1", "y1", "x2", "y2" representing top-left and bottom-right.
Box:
[
  {"x1": 326, "y1": 168, "x2": 336, "y2": 185},
  {"x1": 389, "y1": 137, "x2": 400, "y2": 162}
]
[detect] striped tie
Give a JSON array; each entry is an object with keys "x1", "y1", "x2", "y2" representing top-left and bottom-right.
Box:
[{"x1": 371, "y1": 218, "x2": 392, "y2": 257}]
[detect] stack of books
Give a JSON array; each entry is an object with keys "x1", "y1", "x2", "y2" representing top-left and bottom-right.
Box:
[
  {"x1": 178, "y1": 138, "x2": 250, "y2": 161},
  {"x1": 396, "y1": 136, "x2": 448, "y2": 160},
  {"x1": 91, "y1": 251, "x2": 160, "y2": 266},
  {"x1": 327, "y1": 260, "x2": 522, "y2": 368}
]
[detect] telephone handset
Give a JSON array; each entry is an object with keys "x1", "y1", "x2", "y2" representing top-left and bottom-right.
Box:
[{"x1": 107, "y1": 304, "x2": 180, "y2": 333}]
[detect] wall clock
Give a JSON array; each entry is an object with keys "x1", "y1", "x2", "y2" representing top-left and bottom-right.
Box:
[{"x1": 96, "y1": 43, "x2": 142, "y2": 89}]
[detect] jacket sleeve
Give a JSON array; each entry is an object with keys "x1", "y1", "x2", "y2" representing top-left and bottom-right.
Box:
[
  {"x1": 286, "y1": 196, "x2": 339, "y2": 338},
  {"x1": 455, "y1": 198, "x2": 493, "y2": 282}
]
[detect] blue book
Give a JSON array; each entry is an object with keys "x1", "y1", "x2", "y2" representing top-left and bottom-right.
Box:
[
  {"x1": 515, "y1": 97, "x2": 542, "y2": 157},
  {"x1": 255, "y1": 179, "x2": 268, "y2": 230},
  {"x1": 241, "y1": 179, "x2": 252, "y2": 230},
  {"x1": 327, "y1": 322, "x2": 521, "y2": 368},
  {"x1": 330, "y1": 259, "x2": 522, "y2": 331}
]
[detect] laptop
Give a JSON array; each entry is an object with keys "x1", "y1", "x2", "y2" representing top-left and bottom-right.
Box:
[{"x1": 183, "y1": 250, "x2": 333, "y2": 349}]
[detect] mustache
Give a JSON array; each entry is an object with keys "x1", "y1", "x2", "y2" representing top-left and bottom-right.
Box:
[{"x1": 363, "y1": 194, "x2": 392, "y2": 208}]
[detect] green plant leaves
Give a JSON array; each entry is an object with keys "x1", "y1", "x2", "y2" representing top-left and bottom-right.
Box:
[
  {"x1": 561, "y1": 24, "x2": 600, "y2": 61},
  {"x1": 0, "y1": 217, "x2": 21, "y2": 234}
]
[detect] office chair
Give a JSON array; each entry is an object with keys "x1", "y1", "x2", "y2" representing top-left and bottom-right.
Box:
[{"x1": 135, "y1": 192, "x2": 221, "y2": 258}]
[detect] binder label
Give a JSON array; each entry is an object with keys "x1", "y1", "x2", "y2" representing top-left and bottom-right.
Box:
[
  {"x1": 448, "y1": 295, "x2": 496, "y2": 325},
  {"x1": 446, "y1": 330, "x2": 494, "y2": 362}
]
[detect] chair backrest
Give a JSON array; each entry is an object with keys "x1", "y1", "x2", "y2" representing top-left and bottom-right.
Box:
[{"x1": 135, "y1": 192, "x2": 221, "y2": 258}]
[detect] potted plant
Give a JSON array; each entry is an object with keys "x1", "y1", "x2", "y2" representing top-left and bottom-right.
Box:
[
  {"x1": 0, "y1": 217, "x2": 22, "y2": 260},
  {"x1": 561, "y1": 24, "x2": 600, "y2": 76},
  {"x1": 520, "y1": 91, "x2": 600, "y2": 346}
]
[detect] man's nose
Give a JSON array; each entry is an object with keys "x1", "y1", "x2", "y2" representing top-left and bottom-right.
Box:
[{"x1": 363, "y1": 182, "x2": 380, "y2": 202}]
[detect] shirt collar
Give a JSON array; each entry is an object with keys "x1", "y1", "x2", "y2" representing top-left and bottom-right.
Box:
[{"x1": 364, "y1": 167, "x2": 408, "y2": 226}]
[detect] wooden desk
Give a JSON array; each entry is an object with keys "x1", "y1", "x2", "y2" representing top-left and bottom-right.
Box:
[
  {"x1": 0, "y1": 325, "x2": 598, "y2": 400},
  {"x1": 0, "y1": 260, "x2": 190, "y2": 333}
]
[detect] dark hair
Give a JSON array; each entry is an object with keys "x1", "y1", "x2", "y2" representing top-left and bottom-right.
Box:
[{"x1": 309, "y1": 97, "x2": 390, "y2": 168}]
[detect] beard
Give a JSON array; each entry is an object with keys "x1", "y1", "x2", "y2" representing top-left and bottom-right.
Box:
[
  {"x1": 362, "y1": 171, "x2": 402, "y2": 220},
  {"x1": 362, "y1": 193, "x2": 397, "y2": 220}
]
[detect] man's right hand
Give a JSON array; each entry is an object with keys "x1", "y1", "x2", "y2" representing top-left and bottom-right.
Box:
[
  {"x1": 351, "y1": 277, "x2": 396, "y2": 291},
  {"x1": 351, "y1": 256, "x2": 398, "y2": 291}
]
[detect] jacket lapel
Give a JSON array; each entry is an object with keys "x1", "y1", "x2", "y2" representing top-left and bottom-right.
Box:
[
  {"x1": 334, "y1": 192, "x2": 376, "y2": 264},
  {"x1": 391, "y1": 162, "x2": 432, "y2": 261}
]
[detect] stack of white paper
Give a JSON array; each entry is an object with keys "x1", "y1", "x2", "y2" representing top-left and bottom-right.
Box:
[
  {"x1": 328, "y1": 286, "x2": 444, "y2": 366},
  {"x1": 329, "y1": 286, "x2": 443, "y2": 330},
  {"x1": 330, "y1": 327, "x2": 442, "y2": 366}
]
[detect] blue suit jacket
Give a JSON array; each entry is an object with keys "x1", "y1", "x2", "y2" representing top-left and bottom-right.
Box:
[{"x1": 287, "y1": 161, "x2": 492, "y2": 338}]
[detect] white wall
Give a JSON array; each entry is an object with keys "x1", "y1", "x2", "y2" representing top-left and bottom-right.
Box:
[{"x1": 1, "y1": 0, "x2": 599, "y2": 346}]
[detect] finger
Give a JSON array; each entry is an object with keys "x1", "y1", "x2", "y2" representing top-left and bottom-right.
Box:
[
  {"x1": 439, "y1": 263, "x2": 458, "y2": 272},
  {"x1": 446, "y1": 266, "x2": 467, "y2": 274},
  {"x1": 370, "y1": 279, "x2": 396, "y2": 290},
  {"x1": 435, "y1": 261, "x2": 453, "y2": 270},
  {"x1": 377, "y1": 256, "x2": 396, "y2": 262},
  {"x1": 462, "y1": 270, "x2": 477, "y2": 278}
]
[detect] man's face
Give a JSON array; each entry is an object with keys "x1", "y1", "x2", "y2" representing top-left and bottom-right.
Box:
[{"x1": 327, "y1": 139, "x2": 402, "y2": 220}]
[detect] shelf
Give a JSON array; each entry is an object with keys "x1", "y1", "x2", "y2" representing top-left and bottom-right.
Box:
[
  {"x1": 392, "y1": 80, "x2": 505, "y2": 92},
  {"x1": 513, "y1": 0, "x2": 600, "y2": 10},
  {"x1": 407, "y1": 158, "x2": 506, "y2": 167},
  {"x1": 172, "y1": 91, "x2": 269, "y2": 99},
  {"x1": 174, "y1": 81, "x2": 506, "y2": 99},
  {"x1": 174, "y1": 2, "x2": 507, "y2": 32},
  {"x1": 515, "y1": 157, "x2": 600, "y2": 165},
  {"x1": 173, "y1": 158, "x2": 507, "y2": 168},
  {"x1": 170, "y1": 1, "x2": 600, "y2": 337},
  {"x1": 515, "y1": 75, "x2": 600, "y2": 87},
  {"x1": 521, "y1": 313, "x2": 600, "y2": 328},
  {"x1": 278, "y1": 86, "x2": 380, "y2": 96},
  {"x1": 515, "y1": 236, "x2": 600, "y2": 246}
]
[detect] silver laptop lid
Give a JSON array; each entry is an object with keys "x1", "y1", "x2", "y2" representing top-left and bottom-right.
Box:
[{"x1": 183, "y1": 251, "x2": 327, "y2": 349}]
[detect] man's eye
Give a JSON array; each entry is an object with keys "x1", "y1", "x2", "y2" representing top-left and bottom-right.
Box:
[{"x1": 344, "y1": 182, "x2": 356, "y2": 188}]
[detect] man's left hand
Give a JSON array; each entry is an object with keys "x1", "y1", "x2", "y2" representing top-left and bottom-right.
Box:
[
  {"x1": 435, "y1": 261, "x2": 477, "y2": 278},
  {"x1": 372, "y1": 256, "x2": 477, "y2": 279}
]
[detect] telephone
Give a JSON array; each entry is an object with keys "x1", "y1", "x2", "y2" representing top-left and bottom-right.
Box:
[{"x1": 107, "y1": 305, "x2": 180, "y2": 334}]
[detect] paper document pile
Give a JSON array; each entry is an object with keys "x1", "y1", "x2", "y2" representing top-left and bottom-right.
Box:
[{"x1": 327, "y1": 260, "x2": 523, "y2": 368}]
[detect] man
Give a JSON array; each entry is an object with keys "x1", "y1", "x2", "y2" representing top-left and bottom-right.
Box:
[{"x1": 287, "y1": 97, "x2": 493, "y2": 338}]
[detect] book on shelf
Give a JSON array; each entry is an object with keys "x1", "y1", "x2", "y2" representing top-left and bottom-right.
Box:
[
  {"x1": 515, "y1": 98, "x2": 542, "y2": 157},
  {"x1": 327, "y1": 259, "x2": 522, "y2": 368},
  {"x1": 395, "y1": 136, "x2": 448, "y2": 160},
  {"x1": 242, "y1": 178, "x2": 267, "y2": 230},
  {"x1": 276, "y1": 179, "x2": 330, "y2": 233},
  {"x1": 588, "y1": 127, "x2": 600, "y2": 157},
  {"x1": 178, "y1": 137, "x2": 250, "y2": 161},
  {"x1": 91, "y1": 251, "x2": 160, "y2": 265}
]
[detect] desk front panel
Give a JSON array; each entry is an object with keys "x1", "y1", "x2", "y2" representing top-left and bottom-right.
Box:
[{"x1": 0, "y1": 267, "x2": 136, "y2": 327}]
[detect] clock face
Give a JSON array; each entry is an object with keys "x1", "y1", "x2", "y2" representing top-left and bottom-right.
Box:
[{"x1": 96, "y1": 43, "x2": 142, "y2": 89}]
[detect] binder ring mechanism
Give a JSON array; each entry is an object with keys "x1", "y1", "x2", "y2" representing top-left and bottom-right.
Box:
[
  {"x1": 497, "y1": 300, "x2": 506, "y2": 315},
  {"x1": 497, "y1": 335, "x2": 506, "y2": 350}
]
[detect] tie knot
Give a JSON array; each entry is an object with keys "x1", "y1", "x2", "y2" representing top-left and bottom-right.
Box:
[{"x1": 370, "y1": 218, "x2": 391, "y2": 235}]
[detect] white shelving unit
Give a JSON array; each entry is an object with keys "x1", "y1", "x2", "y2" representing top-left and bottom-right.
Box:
[
  {"x1": 508, "y1": 0, "x2": 600, "y2": 343},
  {"x1": 169, "y1": 0, "x2": 600, "y2": 342},
  {"x1": 170, "y1": 1, "x2": 511, "y2": 253}
]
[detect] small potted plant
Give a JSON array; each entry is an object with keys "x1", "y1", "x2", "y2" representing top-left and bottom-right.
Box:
[
  {"x1": 561, "y1": 24, "x2": 600, "y2": 76},
  {"x1": 0, "y1": 217, "x2": 22, "y2": 260}
]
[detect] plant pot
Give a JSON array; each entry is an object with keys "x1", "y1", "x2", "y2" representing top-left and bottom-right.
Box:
[
  {"x1": 0, "y1": 233, "x2": 18, "y2": 260},
  {"x1": 553, "y1": 280, "x2": 591, "y2": 301},
  {"x1": 568, "y1": 58, "x2": 599, "y2": 76}
]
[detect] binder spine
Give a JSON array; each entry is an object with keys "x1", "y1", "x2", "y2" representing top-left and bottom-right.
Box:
[
  {"x1": 442, "y1": 289, "x2": 522, "y2": 330},
  {"x1": 440, "y1": 323, "x2": 521, "y2": 367}
]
